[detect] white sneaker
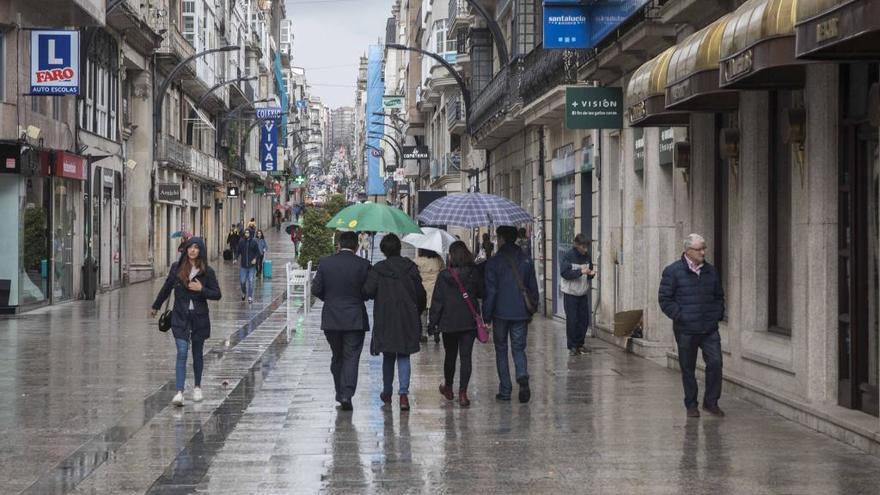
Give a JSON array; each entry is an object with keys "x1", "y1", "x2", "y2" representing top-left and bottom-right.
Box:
[
  {"x1": 193, "y1": 387, "x2": 203, "y2": 402},
  {"x1": 172, "y1": 391, "x2": 184, "y2": 407},
  {"x1": 247, "y1": 297, "x2": 253, "y2": 304}
]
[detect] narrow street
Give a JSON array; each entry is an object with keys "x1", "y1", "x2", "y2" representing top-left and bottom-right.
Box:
[{"x1": 1, "y1": 233, "x2": 879, "y2": 494}]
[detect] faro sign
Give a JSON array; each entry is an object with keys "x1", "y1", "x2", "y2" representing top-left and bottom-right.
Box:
[{"x1": 30, "y1": 30, "x2": 80, "y2": 95}]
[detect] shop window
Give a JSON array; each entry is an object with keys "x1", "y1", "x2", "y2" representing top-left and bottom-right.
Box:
[
  {"x1": 79, "y1": 29, "x2": 118, "y2": 141},
  {"x1": 768, "y1": 91, "x2": 794, "y2": 335}
]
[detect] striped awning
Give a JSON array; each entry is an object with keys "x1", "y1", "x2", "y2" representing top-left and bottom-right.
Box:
[
  {"x1": 719, "y1": 0, "x2": 806, "y2": 89},
  {"x1": 625, "y1": 48, "x2": 689, "y2": 127},
  {"x1": 665, "y1": 15, "x2": 739, "y2": 111}
]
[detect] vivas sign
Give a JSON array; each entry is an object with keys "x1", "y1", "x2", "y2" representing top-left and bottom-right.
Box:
[
  {"x1": 260, "y1": 120, "x2": 278, "y2": 172},
  {"x1": 30, "y1": 30, "x2": 80, "y2": 95},
  {"x1": 565, "y1": 86, "x2": 623, "y2": 129}
]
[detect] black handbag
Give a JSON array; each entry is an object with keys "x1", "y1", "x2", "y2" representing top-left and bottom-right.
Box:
[{"x1": 158, "y1": 294, "x2": 173, "y2": 332}]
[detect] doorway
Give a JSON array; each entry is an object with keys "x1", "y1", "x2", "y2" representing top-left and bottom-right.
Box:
[
  {"x1": 838, "y1": 63, "x2": 879, "y2": 417},
  {"x1": 553, "y1": 175, "x2": 576, "y2": 317}
]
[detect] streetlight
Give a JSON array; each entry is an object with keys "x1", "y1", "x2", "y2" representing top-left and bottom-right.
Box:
[
  {"x1": 370, "y1": 120, "x2": 404, "y2": 135},
  {"x1": 152, "y1": 45, "x2": 240, "y2": 144},
  {"x1": 196, "y1": 75, "x2": 258, "y2": 109},
  {"x1": 385, "y1": 43, "x2": 472, "y2": 135},
  {"x1": 368, "y1": 135, "x2": 400, "y2": 170}
]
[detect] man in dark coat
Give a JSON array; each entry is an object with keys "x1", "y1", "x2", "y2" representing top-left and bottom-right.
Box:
[
  {"x1": 311, "y1": 231, "x2": 371, "y2": 411},
  {"x1": 659, "y1": 233, "x2": 725, "y2": 418},
  {"x1": 483, "y1": 226, "x2": 540, "y2": 403},
  {"x1": 362, "y1": 234, "x2": 426, "y2": 410},
  {"x1": 560, "y1": 234, "x2": 596, "y2": 356},
  {"x1": 237, "y1": 228, "x2": 260, "y2": 303}
]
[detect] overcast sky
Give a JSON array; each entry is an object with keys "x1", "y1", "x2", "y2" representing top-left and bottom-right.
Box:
[{"x1": 286, "y1": 0, "x2": 393, "y2": 109}]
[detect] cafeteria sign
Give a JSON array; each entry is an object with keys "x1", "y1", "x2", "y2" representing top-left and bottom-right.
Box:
[
  {"x1": 30, "y1": 30, "x2": 80, "y2": 95},
  {"x1": 382, "y1": 95, "x2": 404, "y2": 110},
  {"x1": 565, "y1": 86, "x2": 623, "y2": 129}
]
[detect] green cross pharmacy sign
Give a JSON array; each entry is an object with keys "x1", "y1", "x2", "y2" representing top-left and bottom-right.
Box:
[{"x1": 565, "y1": 86, "x2": 623, "y2": 130}]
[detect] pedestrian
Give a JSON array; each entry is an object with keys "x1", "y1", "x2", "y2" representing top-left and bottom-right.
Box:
[
  {"x1": 254, "y1": 230, "x2": 268, "y2": 278},
  {"x1": 226, "y1": 228, "x2": 240, "y2": 262},
  {"x1": 560, "y1": 233, "x2": 596, "y2": 356},
  {"x1": 658, "y1": 233, "x2": 725, "y2": 418},
  {"x1": 516, "y1": 227, "x2": 532, "y2": 260},
  {"x1": 483, "y1": 226, "x2": 539, "y2": 403},
  {"x1": 246, "y1": 217, "x2": 257, "y2": 232},
  {"x1": 150, "y1": 237, "x2": 222, "y2": 407},
  {"x1": 476, "y1": 232, "x2": 494, "y2": 264},
  {"x1": 237, "y1": 228, "x2": 260, "y2": 303},
  {"x1": 290, "y1": 226, "x2": 302, "y2": 258},
  {"x1": 311, "y1": 231, "x2": 372, "y2": 411},
  {"x1": 429, "y1": 241, "x2": 483, "y2": 407},
  {"x1": 415, "y1": 249, "x2": 444, "y2": 344},
  {"x1": 274, "y1": 209, "x2": 283, "y2": 232},
  {"x1": 362, "y1": 234, "x2": 426, "y2": 411},
  {"x1": 358, "y1": 231, "x2": 371, "y2": 259}
]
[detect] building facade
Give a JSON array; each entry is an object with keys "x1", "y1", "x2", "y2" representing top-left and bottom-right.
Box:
[{"x1": 385, "y1": 0, "x2": 880, "y2": 453}]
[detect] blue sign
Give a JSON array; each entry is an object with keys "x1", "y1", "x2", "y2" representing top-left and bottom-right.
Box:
[
  {"x1": 544, "y1": 5, "x2": 590, "y2": 49},
  {"x1": 260, "y1": 120, "x2": 278, "y2": 172},
  {"x1": 256, "y1": 107, "x2": 283, "y2": 120},
  {"x1": 296, "y1": 100, "x2": 308, "y2": 109},
  {"x1": 30, "y1": 30, "x2": 80, "y2": 95},
  {"x1": 543, "y1": 1, "x2": 650, "y2": 50}
]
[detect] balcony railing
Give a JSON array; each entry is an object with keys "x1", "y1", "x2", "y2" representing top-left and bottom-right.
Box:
[
  {"x1": 519, "y1": 44, "x2": 585, "y2": 106},
  {"x1": 469, "y1": 65, "x2": 512, "y2": 131},
  {"x1": 150, "y1": 15, "x2": 195, "y2": 62},
  {"x1": 446, "y1": 94, "x2": 463, "y2": 129},
  {"x1": 431, "y1": 152, "x2": 462, "y2": 180},
  {"x1": 157, "y1": 136, "x2": 224, "y2": 184},
  {"x1": 449, "y1": 0, "x2": 469, "y2": 19}
]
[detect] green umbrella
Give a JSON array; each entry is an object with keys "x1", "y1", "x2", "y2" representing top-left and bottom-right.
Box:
[{"x1": 326, "y1": 203, "x2": 421, "y2": 234}]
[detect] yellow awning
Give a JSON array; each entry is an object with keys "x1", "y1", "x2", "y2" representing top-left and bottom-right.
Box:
[
  {"x1": 719, "y1": 0, "x2": 805, "y2": 88},
  {"x1": 626, "y1": 48, "x2": 688, "y2": 127},
  {"x1": 795, "y1": 0, "x2": 880, "y2": 59},
  {"x1": 665, "y1": 15, "x2": 739, "y2": 110}
]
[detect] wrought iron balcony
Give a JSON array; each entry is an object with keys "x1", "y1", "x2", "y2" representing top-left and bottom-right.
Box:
[
  {"x1": 469, "y1": 65, "x2": 513, "y2": 132},
  {"x1": 151, "y1": 15, "x2": 195, "y2": 65},
  {"x1": 431, "y1": 152, "x2": 462, "y2": 180},
  {"x1": 519, "y1": 44, "x2": 585, "y2": 106},
  {"x1": 446, "y1": 95, "x2": 465, "y2": 134}
]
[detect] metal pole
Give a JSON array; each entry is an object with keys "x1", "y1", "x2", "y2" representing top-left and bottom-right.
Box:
[{"x1": 196, "y1": 75, "x2": 258, "y2": 109}]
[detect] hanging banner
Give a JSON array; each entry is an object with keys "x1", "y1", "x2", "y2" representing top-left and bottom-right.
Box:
[
  {"x1": 260, "y1": 120, "x2": 278, "y2": 172},
  {"x1": 30, "y1": 30, "x2": 80, "y2": 95},
  {"x1": 366, "y1": 45, "x2": 386, "y2": 195}
]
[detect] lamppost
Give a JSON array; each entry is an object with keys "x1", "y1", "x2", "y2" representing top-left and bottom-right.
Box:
[
  {"x1": 370, "y1": 120, "x2": 404, "y2": 135},
  {"x1": 195, "y1": 75, "x2": 258, "y2": 109},
  {"x1": 368, "y1": 135, "x2": 400, "y2": 170}
]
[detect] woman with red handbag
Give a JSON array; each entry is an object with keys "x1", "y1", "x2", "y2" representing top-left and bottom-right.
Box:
[{"x1": 429, "y1": 241, "x2": 485, "y2": 407}]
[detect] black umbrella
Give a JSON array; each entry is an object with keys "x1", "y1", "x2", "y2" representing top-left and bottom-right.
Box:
[{"x1": 285, "y1": 223, "x2": 301, "y2": 234}]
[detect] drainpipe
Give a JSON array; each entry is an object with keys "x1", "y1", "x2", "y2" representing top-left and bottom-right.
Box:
[{"x1": 592, "y1": 129, "x2": 603, "y2": 331}]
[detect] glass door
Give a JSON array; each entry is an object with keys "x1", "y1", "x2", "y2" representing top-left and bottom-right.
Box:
[
  {"x1": 52, "y1": 179, "x2": 76, "y2": 302},
  {"x1": 838, "y1": 63, "x2": 879, "y2": 416},
  {"x1": 553, "y1": 175, "x2": 576, "y2": 317}
]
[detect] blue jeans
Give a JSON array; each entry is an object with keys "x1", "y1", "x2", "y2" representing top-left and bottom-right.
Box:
[
  {"x1": 382, "y1": 353, "x2": 411, "y2": 395},
  {"x1": 239, "y1": 266, "x2": 256, "y2": 298},
  {"x1": 674, "y1": 330, "x2": 723, "y2": 409},
  {"x1": 492, "y1": 319, "x2": 529, "y2": 397},
  {"x1": 175, "y1": 338, "x2": 205, "y2": 391}
]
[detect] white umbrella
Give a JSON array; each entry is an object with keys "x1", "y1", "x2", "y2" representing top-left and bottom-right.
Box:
[{"x1": 403, "y1": 227, "x2": 457, "y2": 255}]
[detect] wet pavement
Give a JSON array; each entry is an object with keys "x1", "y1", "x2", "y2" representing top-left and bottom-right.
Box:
[{"x1": 3, "y1": 232, "x2": 880, "y2": 494}]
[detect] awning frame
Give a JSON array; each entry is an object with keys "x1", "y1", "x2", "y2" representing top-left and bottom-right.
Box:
[
  {"x1": 795, "y1": 0, "x2": 880, "y2": 59},
  {"x1": 626, "y1": 48, "x2": 690, "y2": 128}
]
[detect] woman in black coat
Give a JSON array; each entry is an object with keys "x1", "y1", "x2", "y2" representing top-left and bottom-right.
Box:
[
  {"x1": 363, "y1": 234, "x2": 426, "y2": 411},
  {"x1": 429, "y1": 241, "x2": 484, "y2": 407},
  {"x1": 151, "y1": 237, "x2": 222, "y2": 407}
]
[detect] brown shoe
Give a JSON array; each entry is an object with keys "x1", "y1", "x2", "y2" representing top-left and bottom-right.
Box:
[
  {"x1": 379, "y1": 392, "x2": 392, "y2": 405},
  {"x1": 459, "y1": 389, "x2": 471, "y2": 408},
  {"x1": 686, "y1": 407, "x2": 701, "y2": 418},
  {"x1": 399, "y1": 394, "x2": 410, "y2": 411},
  {"x1": 438, "y1": 383, "x2": 454, "y2": 401},
  {"x1": 704, "y1": 405, "x2": 725, "y2": 417}
]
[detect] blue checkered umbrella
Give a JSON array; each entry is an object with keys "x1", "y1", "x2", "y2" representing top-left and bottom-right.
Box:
[{"x1": 417, "y1": 193, "x2": 532, "y2": 228}]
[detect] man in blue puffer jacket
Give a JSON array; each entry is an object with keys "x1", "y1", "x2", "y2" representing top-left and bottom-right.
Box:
[{"x1": 659, "y1": 233, "x2": 725, "y2": 418}]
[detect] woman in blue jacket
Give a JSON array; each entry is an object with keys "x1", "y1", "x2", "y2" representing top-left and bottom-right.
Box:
[
  {"x1": 255, "y1": 230, "x2": 268, "y2": 278},
  {"x1": 151, "y1": 237, "x2": 222, "y2": 407}
]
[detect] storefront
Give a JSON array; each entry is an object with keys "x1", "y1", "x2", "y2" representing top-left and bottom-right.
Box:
[
  {"x1": 92, "y1": 164, "x2": 123, "y2": 291},
  {"x1": 153, "y1": 167, "x2": 184, "y2": 270},
  {"x1": 796, "y1": 0, "x2": 880, "y2": 417},
  {"x1": 551, "y1": 147, "x2": 577, "y2": 317},
  {"x1": 0, "y1": 144, "x2": 86, "y2": 312}
]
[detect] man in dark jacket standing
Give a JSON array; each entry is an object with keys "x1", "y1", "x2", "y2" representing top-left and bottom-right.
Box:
[
  {"x1": 560, "y1": 234, "x2": 596, "y2": 356},
  {"x1": 483, "y1": 226, "x2": 540, "y2": 403},
  {"x1": 312, "y1": 231, "x2": 371, "y2": 411},
  {"x1": 237, "y1": 228, "x2": 260, "y2": 303},
  {"x1": 659, "y1": 233, "x2": 725, "y2": 418}
]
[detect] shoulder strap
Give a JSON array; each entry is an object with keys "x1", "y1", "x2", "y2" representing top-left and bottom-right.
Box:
[
  {"x1": 503, "y1": 253, "x2": 536, "y2": 313},
  {"x1": 449, "y1": 268, "x2": 482, "y2": 324}
]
